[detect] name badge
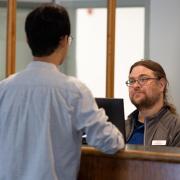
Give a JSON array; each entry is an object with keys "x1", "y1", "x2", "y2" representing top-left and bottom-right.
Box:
[{"x1": 152, "y1": 140, "x2": 166, "y2": 145}]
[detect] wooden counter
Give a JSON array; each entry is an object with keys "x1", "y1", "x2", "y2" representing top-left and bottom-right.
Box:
[{"x1": 78, "y1": 145, "x2": 180, "y2": 180}]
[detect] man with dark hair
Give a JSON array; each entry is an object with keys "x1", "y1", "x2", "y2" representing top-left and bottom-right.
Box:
[
  {"x1": 0, "y1": 4, "x2": 124, "y2": 180},
  {"x1": 125, "y1": 59, "x2": 180, "y2": 146}
]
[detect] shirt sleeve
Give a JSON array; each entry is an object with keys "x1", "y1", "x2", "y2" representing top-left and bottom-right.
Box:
[{"x1": 73, "y1": 82, "x2": 125, "y2": 154}]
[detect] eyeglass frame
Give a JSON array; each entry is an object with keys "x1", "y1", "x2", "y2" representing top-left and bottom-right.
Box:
[{"x1": 125, "y1": 76, "x2": 161, "y2": 87}]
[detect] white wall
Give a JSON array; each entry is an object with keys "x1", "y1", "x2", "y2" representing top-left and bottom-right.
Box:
[
  {"x1": 149, "y1": 0, "x2": 180, "y2": 114},
  {"x1": 0, "y1": 8, "x2": 7, "y2": 80}
]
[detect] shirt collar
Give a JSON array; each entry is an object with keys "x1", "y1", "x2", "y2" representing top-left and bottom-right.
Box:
[
  {"x1": 26, "y1": 61, "x2": 59, "y2": 71},
  {"x1": 128, "y1": 106, "x2": 169, "y2": 122}
]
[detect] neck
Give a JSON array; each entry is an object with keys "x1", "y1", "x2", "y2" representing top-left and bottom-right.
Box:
[
  {"x1": 138, "y1": 100, "x2": 164, "y2": 123},
  {"x1": 33, "y1": 47, "x2": 65, "y2": 66}
]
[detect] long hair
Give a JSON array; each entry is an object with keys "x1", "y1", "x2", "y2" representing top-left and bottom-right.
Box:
[{"x1": 129, "y1": 59, "x2": 177, "y2": 114}]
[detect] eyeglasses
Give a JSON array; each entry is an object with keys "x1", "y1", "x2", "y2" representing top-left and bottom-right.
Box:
[
  {"x1": 125, "y1": 76, "x2": 160, "y2": 87},
  {"x1": 68, "y1": 36, "x2": 73, "y2": 46}
]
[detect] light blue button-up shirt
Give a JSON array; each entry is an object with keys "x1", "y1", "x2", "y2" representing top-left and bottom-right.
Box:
[{"x1": 0, "y1": 61, "x2": 124, "y2": 180}]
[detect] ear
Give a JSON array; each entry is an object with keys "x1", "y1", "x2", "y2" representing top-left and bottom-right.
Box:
[
  {"x1": 159, "y1": 78, "x2": 167, "y2": 92},
  {"x1": 59, "y1": 35, "x2": 68, "y2": 48}
]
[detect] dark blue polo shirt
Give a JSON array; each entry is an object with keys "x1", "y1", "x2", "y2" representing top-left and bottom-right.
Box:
[{"x1": 127, "y1": 118, "x2": 144, "y2": 145}]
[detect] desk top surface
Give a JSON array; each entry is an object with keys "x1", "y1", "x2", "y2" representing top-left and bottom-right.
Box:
[{"x1": 81, "y1": 145, "x2": 180, "y2": 163}]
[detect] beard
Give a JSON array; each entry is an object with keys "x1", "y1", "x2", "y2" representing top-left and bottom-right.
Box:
[{"x1": 130, "y1": 91, "x2": 161, "y2": 110}]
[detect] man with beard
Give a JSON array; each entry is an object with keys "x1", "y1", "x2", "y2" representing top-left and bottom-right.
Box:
[{"x1": 125, "y1": 59, "x2": 180, "y2": 146}]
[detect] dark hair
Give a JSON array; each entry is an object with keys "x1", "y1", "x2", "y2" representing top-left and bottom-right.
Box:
[
  {"x1": 25, "y1": 3, "x2": 70, "y2": 57},
  {"x1": 129, "y1": 59, "x2": 177, "y2": 114}
]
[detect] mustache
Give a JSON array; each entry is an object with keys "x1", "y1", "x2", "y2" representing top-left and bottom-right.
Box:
[{"x1": 132, "y1": 90, "x2": 144, "y2": 93}]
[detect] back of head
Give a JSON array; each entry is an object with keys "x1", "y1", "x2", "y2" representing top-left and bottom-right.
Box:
[
  {"x1": 25, "y1": 3, "x2": 70, "y2": 57},
  {"x1": 129, "y1": 59, "x2": 177, "y2": 114}
]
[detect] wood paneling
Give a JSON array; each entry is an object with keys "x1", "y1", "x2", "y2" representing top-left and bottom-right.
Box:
[
  {"x1": 6, "y1": 0, "x2": 16, "y2": 77},
  {"x1": 106, "y1": 0, "x2": 116, "y2": 98},
  {"x1": 78, "y1": 145, "x2": 180, "y2": 180}
]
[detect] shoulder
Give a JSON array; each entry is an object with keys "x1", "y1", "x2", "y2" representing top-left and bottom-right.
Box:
[
  {"x1": 160, "y1": 110, "x2": 180, "y2": 146},
  {"x1": 58, "y1": 76, "x2": 95, "y2": 108},
  {"x1": 0, "y1": 73, "x2": 18, "y2": 87},
  {"x1": 159, "y1": 109, "x2": 180, "y2": 130},
  {"x1": 67, "y1": 76, "x2": 88, "y2": 89},
  {"x1": 66, "y1": 76, "x2": 92, "y2": 96}
]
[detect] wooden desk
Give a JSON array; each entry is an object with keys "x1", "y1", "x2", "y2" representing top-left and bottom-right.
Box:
[{"x1": 78, "y1": 145, "x2": 180, "y2": 180}]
